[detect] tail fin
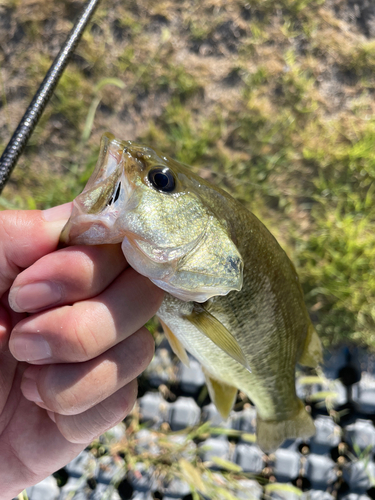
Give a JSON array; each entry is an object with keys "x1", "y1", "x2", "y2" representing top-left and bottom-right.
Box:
[{"x1": 256, "y1": 400, "x2": 315, "y2": 453}]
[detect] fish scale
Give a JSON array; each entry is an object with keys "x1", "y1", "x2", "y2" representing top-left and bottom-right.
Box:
[{"x1": 60, "y1": 132, "x2": 323, "y2": 452}]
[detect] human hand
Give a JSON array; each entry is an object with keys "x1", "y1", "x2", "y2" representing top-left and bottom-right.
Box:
[{"x1": 0, "y1": 205, "x2": 164, "y2": 498}]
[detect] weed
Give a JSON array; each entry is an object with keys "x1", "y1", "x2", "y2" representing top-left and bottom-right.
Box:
[{"x1": 2, "y1": 0, "x2": 375, "y2": 348}]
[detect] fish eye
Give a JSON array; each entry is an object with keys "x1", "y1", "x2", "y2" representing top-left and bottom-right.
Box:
[{"x1": 148, "y1": 166, "x2": 175, "y2": 193}]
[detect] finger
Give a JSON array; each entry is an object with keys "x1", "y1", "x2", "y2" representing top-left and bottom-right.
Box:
[
  {"x1": 10, "y1": 267, "x2": 164, "y2": 363},
  {"x1": 0, "y1": 303, "x2": 11, "y2": 350},
  {"x1": 20, "y1": 327, "x2": 154, "y2": 416},
  {"x1": 8, "y1": 244, "x2": 127, "y2": 313},
  {"x1": 0, "y1": 294, "x2": 25, "y2": 351},
  {"x1": 50, "y1": 381, "x2": 138, "y2": 444},
  {"x1": 0, "y1": 204, "x2": 72, "y2": 297}
]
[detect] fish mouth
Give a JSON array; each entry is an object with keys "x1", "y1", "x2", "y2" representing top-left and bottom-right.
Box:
[
  {"x1": 60, "y1": 210, "x2": 121, "y2": 245},
  {"x1": 60, "y1": 135, "x2": 137, "y2": 246}
]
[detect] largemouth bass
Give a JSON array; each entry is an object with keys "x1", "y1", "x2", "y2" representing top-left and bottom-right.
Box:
[{"x1": 61, "y1": 132, "x2": 322, "y2": 452}]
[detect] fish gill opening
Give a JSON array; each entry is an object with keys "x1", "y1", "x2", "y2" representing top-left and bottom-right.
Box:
[{"x1": 107, "y1": 181, "x2": 121, "y2": 206}]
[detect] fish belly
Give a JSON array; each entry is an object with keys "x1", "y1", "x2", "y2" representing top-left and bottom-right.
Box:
[
  {"x1": 158, "y1": 294, "x2": 291, "y2": 420},
  {"x1": 157, "y1": 293, "x2": 316, "y2": 452}
]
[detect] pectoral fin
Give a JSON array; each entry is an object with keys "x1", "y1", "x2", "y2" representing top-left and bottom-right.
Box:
[
  {"x1": 159, "y1": 319, "x2": 190, "y2": 367},
  {"x1": 185, "y1": 306, "x2": 250, "y2": 371},
  {"x1": 298, "y1": 323, "x2": 323, "y2": 368},
  {"x1": 203, "y1": 368, "x2": 238, "y2": 419}
]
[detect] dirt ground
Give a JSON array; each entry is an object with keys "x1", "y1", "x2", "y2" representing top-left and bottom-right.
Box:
[{"x1": 1, "y1": 0, "x2": 375, "y2": 348}]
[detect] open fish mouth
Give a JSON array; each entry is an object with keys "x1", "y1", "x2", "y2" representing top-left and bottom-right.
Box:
[
  {"x1": 60, "y1": 134, "x2": 137, "y2": 246},
  {"x1": 60, "y1": 211, "x2": 120, "y2": 245}
]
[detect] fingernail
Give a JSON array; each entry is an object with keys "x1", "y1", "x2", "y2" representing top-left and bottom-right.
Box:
[
  {"x1": 11, "y1": 334, "x2": 52, "y2": 362},
  {"x1": 9, "y1": 281, "x2": 63, "y2": 313},
  {"x1": 21, "y1": 376, "x2": 43, "y2": 403},
  {"x1": 42, "y1": 202, "x2": 72, "y2": 222}
]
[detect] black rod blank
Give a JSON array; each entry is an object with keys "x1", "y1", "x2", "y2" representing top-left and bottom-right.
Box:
[{"x1": 0, "y1": 0, "x2": 102, "y2": 193}]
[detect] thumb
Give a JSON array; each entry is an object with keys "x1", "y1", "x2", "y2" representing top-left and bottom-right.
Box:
[{"x1": 0, "y1": 203, "x2": 72, "y2": 297}]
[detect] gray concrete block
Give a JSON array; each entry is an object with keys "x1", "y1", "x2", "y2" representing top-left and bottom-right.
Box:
[
  {"x1": 26, "y1": 476, "x2": 60, "y2": 500},
  {"x1": 202, "y1": 402, "x2": 227, "y2": 426},
  {"x1": 352, "y1": 375, "x2": 375, "y2": 415},
  {"x1": 341, "y1": 495, "x2": 373, "y2": 500},
  {"x1": 341, "y1": 495, "x2": 359, "y2": 500},
  {"x1": 102, "y1": 423, "x2": 126, "y2": 444},
  {"x1": 268, "y1": 484, "x2": 301, "y2": 500},
  {"x1": 296, "y1": 378, "x2": 309, "y2": 401},
  {"x1": 96, "y1": 455, "x2": 124, "y2": 485},
  {"x1": 307, "y1": 491, "x2": 335, "y2": 500},
  {"x1": 65, "y1": 451, "x2": 97, "y2": 479},
  {"x1": 330, "y1": 380, "x2": 348, "y2": 407},
  {"x1": 58, "y1": 478, "x2": 87, "y2": 500},
  {"x1": 165, "y1": 433, "x2": 197, "y2": 460},
  {"x1": 344, "y1": 419, "x2": 375, "y2": 452},
  {"x1": 161, "y1": 477, "x2": 191, "y2": 497},
  {"x1": 309, "y1": 415, "x2": 341, "y2": 455},
  {"x1": 274, "y1": 448, "x2": 300, "y2": 482},
  {"x1": 343, "y1": 460, "x2": 375, "y2": 493},
  {"x1": 179, "y1": 358, "x2": 205, "y2": 394},
  {"x1": 90, "y1": 483, "x2": 121, "y2": 500},
  {"x1": 135, "y1": 429, "x2": 161, "y2": 455},
  {"x1": 305, "y1": 454, "x2": 337, "y2": 489},
  {"x1": 138, "y1": 391, "x2": 169, "y2": 425},
  {"x1": 233, "y1": 444, "x2": 264, "y2": 473},
  {"x1": 145, "y1": 348, "x2": 176, "y2": 387},
  {"x1": 199, "y1": 436, "x2": 230, "y2": 463},
  {"x1": 231, "y1": 406, "x2": 257, "y2": 434},
  {"x1": 296, "y1": 378, "x2": 346, "y2": 408},
  {"x1": 131, "y1": 493, "x2": 154, "y2": 500},
  {"x1": 279, "y1": 438, "x2": 302, "y2": 451},
  {"x1": 168, "y1": 397, "x2": 201, "y2": 431},
  {"x1": 128, "y1": 464, "x2": 158, "y2": 493},
  {"x1": 234, "y1": 479, "x2": 263, "y2": 500}
]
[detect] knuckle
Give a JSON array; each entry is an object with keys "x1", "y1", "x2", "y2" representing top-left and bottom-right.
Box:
[
  {"x1": 57, "y1": 415, "x2": 93, "y2": 444},
  {"x1": 66, "y1": 307, "x2": 101, "y2": 361},
  {"x1": 54, "y1": 382, "x2": 138, "y2": 444},
  {"x1": 126, "y1": 328, "x2": 155, "y2": 374},
  {"x1": 41, "y1": 367, "x2": 81, "y2": 415},
  {"x1": 55, "y1": 390, "x2": 81, "y2": 416},
  {"x1": 69, "y1": 250, "x2": 95, "y2": 286}
]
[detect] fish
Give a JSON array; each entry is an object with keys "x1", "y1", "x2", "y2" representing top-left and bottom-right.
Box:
[{"x1": 60, "y1": 132, "x2": 323, "y2": 453}]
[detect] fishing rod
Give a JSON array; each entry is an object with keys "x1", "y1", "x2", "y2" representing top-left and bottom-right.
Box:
[{"x1": 0, "y1": 0, "x2": 102, "y2": 194}]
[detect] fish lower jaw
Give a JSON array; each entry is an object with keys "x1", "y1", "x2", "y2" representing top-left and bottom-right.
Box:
[{"x1": 61, "y1": 215, "x2": 122, "y2": 245}]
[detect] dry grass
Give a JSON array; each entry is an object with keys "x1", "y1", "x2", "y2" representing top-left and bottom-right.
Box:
[{"x1": 1, "y1": 0, "x2": 375, "y2": 347}]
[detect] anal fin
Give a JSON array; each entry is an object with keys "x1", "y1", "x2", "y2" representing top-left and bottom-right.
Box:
[
  {"x1": 159, "y1": 319, "x2": 190, "y2": 367},
  {"x1": 202, "y1": 367, "x2": 238, "y2": 419},
  {"x1": 299, "y1": 323, "x2": 323, "y2": 368}
]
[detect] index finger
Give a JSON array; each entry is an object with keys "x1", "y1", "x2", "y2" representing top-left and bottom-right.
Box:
[
  {"x1": 9, "y1": 244, "x2": 128, "y2": 313},
  {"x1": 0, "y1": 204, "x2": 72, "y2": 297}
]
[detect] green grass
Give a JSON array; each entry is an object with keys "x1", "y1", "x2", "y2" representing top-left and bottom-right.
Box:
[
  {"x1": 1, "y1": 0, "x2": 375, "y2": 349},
  {"x1": 2, "y1": 0, "x2": 375, "y2": 494}
]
